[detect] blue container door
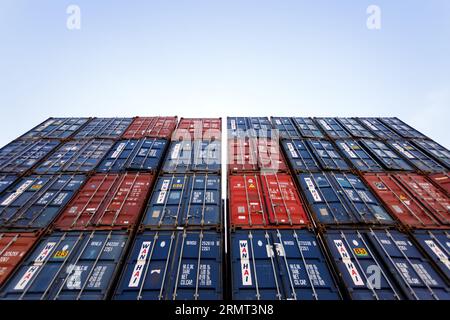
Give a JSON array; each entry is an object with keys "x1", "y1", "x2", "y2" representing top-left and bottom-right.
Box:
[
  {"x1": 163, "y1": 141, "x2": 221, "y2": 173},
  {"x1": 324, "y1": 230, "x2": 403, "y2": 300},
  {"x1": 360, "y1": 139, "x2": 413, "y2": 171},
  {"x1": 292, "y1": 117, "x2": 324, "y2": 138},
  {"x1": 413, "y1": 140, "x2": 450, "y2": 169},
  {"x1": 337, "y1": 118, "x2": 375, "y2": 139},
  {"x1": 315, "y1": 118, "x2": 351, "y2": 139},
  {"x1": 379, "y1": 118, "x2": 426, "y2": 139},
  {"x1": 358, "y1": 118, "x2": 400, "y2": 140},
  {"x1": 248, "y1": 117, "x2": 272, "y2": 138},
  {"x1": 272, "y1": 230, "x2": 341, "y2": 300},
  {"x1": 228, "y1": 117, "x2": 249, "y2": 138},
  {"x1": 335, "y1": 140, "x2": 383, "y2": 172},
  {"x1": 281, "y1": 139, "x2": 321, "y2": 172},
  {"x1": 307, "y1": 140, "x2": 350, "y2": 171},
  {"x1": 22, "y1": 118, "x2": 89, "y2": 139},
  {"x1": 75, "y1": 118, "x2": 132, "y2": 139},
  {"x1": 0, "y1": 175, "x2": 17, "y2": 194},
  {"x1": 271, "y1": 117, "x2": 301, "y2": 139}
]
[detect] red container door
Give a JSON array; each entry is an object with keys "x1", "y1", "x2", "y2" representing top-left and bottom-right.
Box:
[
  {"x1": 0, "y1": 233, "x2": 39, "y2": 287},
  {"x1": 429, "y1": 173, "x2": 450, "y2": 195},
  {"x1": 229, "y1": 174, "x2": 267, "y2": 228},
  {"x1": 123, "y1": 117, "x2": 177, "y2": 139},
  {"x1": 228, "y1": 138, "x2": 258, "y2": 172},
  {"x1": 55, "y1": 173, "x2": 154, "y2": 230},
  {"x1": 258, "y1": 139, "x2": 288, "y2": 172},
  {"x1": 363, "y1": 173, "x2": 441, "y2": 228},
  {"x1": 394, "y1": 174, "x2": 450, "y2": 225},
  {"x1": 175, "y1": 118, "x2": 222, "y2": 140},
  {"x1": 260, "y1": 173, "x2": 309, "y2": 226}
]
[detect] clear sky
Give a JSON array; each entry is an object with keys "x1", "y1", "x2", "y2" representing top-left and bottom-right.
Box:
[{"x1": 0, "y1": 0, "x2": 449, "y2": 147}]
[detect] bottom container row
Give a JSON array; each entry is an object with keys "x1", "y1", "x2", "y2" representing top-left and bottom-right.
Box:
[{"x1": 0, "y1": 228, "x2": 449, "y2": 300}]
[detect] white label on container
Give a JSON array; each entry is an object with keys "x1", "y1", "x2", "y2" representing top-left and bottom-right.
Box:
[
  {"x1": 171, "y1": 143, "x2": 181, "y2": 159},
  {"x1": 391, "y1": 143, "x2": 414, "y2": 159},
  {"x1": 275, "y1": 119, "x2": 281, "y2": 125},
  {"x1": 319, "y1": 120, "x2": 332, "y2": 131},
  {"x1": 14, "y1": 242, "x2": 56, "y2": 290},
  {"x1": 128, "y1": 241, "x2": 152, "y2": 287},
  {"x1": 231, "y1": 120, "x2": 237, "y2": 130},
  {"x1": 333, "y1": 240, "x2": 364, "y2": 286},
  {"x1": 111, "y1": 142, "x2": 126, "y2": 159},
  {"x1": 304, "y1": 178, "x2": 321, "y2": 202},
  {"x1": 340, "y1": 142, "x2": 357, "y2": 159},
  {"x1": 424, "y1": 240, "x2": 450, "y2": 271},
  {"x1": 286, "y1": 143, "x2": 298, "y2": 158},
  {"x1": 1, "y1": 180, "x2": 34, "y2": 206},
  {"x1": 239, "y1": 240, "x2": 252, "y2": 286},
  {"x1": 156, "y1": 180, "x2": 170, "y2": 204},
  {"x1": 363, "y1": 120, "x2": 378, "y2": 132},
  {"x1": 274, "y1": 243, "x2": 285, "y2": 257}
]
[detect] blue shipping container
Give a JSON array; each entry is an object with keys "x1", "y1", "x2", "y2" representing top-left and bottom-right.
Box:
[
  {"x1": 379, "y1": 117, "x2": 427, "y2": 139},
  {"x1": 231, "y1": 229, "x2": 341, "y2": 300},
  {"x1": 0, "y1": 140, "x2": 60, "y2": 174},
  {"x1": 336, "y1": 118, "x2": 375, "y2": 139},
  {"x1": 0, "y1": 175, "x2": 86, "y2": 230},
  {"x1": 228, "y1": 117, "x2": 249, "y2": 138},
  {"x1": 114, "y1": 230, "x2": 222, "y2": 300},
  {"x1": 297, "y1": 172, "x2": 394, "y2": 226},
  {"x1": 292, "y1": 117, "x2": 325, "y2": 138},
  {"x1": 75, "y1": 118, "x2": 133, "y2": 139},
  {"x1": 412, "y1": 230, "x2": 450, "y2": 282},
  {"x1": 271, "y1": 117, "x2": 302, "y2": 139},
  {"x1": 20, "y1": 118, "x2": 90, "y2": 140},
  {"x1": 306, "y1": 140, "x2": 350, "y2": 171},
  {"x1": 357, "y1": 118, "x2": 400, "y2": 140},
  {"x1": 97, "y1": 138, "x2": 168, "y2": 173},
  {"x1": 281, "y1": 139, "x2": 321, "y2": 172},
  {"x1": 323, "y1": 230, "x2": 404, "y2": 300},
  {"x1": 360, "y1": 139, "x2": 413, "y2": 171},
  {"x1": 0, "y1": 230, "x2": 128, "y2": 300},
  {"x1": 366, "y1": 229, "x2": 450, "y2": 300},
  {"x1": 142, "y1": 174, "x2": 221, "y2": 228},
  {"x1": 0, "y1": 175, "x2": 18, "y2": 195},
  {"x1": 335, "y1": 139, "x2": 383, "y2": 172},
  {"x1": 315, "y1": 118, "x2": 351, "y2": 139},
  {"x1": 162, "y1": 140, "x2": 221, "y2": 173},
  {"x1": 387, "y1": 140, "x2": 446, "y2": 173},
  {"x1": 35, "y1": 139, "x2": 114, "y2": 174},
  {"x1": 412, "y1": 140, "x2": 450, "y2": 169},
  {"x1": 248, "y1": 117, "x2": 273, "y2": 138}
]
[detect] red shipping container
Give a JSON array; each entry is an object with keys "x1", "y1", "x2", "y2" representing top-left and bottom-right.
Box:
[
  {"x1": 54, "y1": 173, "x2": 154, "y2": 230},
  {"x1": 0, "y1": 232, "x2": 40, "y2": 287},
  {"x1": 228, "y1": 137, "x2": 288, "y2": 173},
  {"x1": 394, "y1": 173, "x2": 450, "y2": 226},
  {"x1": 174, "y1": 118, "x2": 222, "y2": 140},
  {"x1": 229, "y1": 173, "x2": 309, "y2": 228},
  {"x1": 428, "y1": 173, "x2": 450, "y2": 195},
  {"x1": 363, "y1": 173, "x2": 446, "y2": 228},
  {"x1": 122, "y1": 116, "x2": 177, "y2": 139}
]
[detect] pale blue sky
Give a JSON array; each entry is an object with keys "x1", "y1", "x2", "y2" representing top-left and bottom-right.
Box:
[{"x1": 0, "y1": 0, "x2": 449, "y2": 147}]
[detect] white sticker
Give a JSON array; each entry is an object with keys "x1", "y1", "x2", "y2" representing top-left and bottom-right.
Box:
[
  {"x1": 363, "y1": 120, "x2": 378, "y2": 132},
  {"x1": 333, "y1": 240, "x2": 364, "y2": 286},
  {"x1": 111, "y1": 142, "x2": 126, "y2": 159},
  {"x1": 1, "y1": 180, "x2": 34, "y2": 206},
  {"x1": 231, "y1": 120, "x2": 237, "y2": 130},
  {"x1": 128, "y1": 241, "x2": 152, "y2": 287},
  {"x1": 286, "y1": 143, "x2": 299, "y2": 158},
  {"x1": 14, "y1": 242, "x2": 56, "y2": 290},
  {"x1": 156, "y1": 180, "x2": 170, "y2": 204},
  {"x1": 391, "y1": 143, "x2": 414, "y2": 159},
  {"x1": 239, "y1": 240, "x2": 252, "y2": 286},
  {"x1": 424, "y1": 240, "x2": 450, "y2": 271},
  {"x1": 340, "y1": 142, "x2": 357, "y2": 159},
  {"x1": 275, "y1": 119, "x2": 281, "y2": 125},
  {"x1": 171, "y1": 143, "x2": 181, "y2": 159},
  {"x1": 274, "y1": 243, "x2": 285, "y2": 257},
  {"x1": 304, "y1": 178, "x2": 322, "y2": 202},
  {"x1": 319, "y1": 120, "x2": 332, "y2": 131}
]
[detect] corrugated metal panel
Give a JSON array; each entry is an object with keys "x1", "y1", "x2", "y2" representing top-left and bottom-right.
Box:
[
  {"x1": 54, "y1": 173, "x2": 154, "y2": 231},
  {"x1": 0, "y1": 230, "x2": 129, "y2": 300},
  {"x1": 271, "y1": 117, "x2": 302, "y2": 139},
  {"x1": 379, "y1": 117, "x2": 427, "y2": 139},
  {"x1": 315, "y1": 118, "x2": 351, "y2": 139},
  {"x1": 412, "y1": 139, "x2": 450, "y2": 169},
  {"x1": 362, "y1": 173, "x2": 443, "y2": 229},
  {"x1": 229, "y1": 173, "x2": 309, "y2": 228},
  {"x1": 281, "y1": 139, "x2": 321, "y2": 172},
  {"x1": 357, "y1": 118, "x2": 400, "y2": 140},
  {"x1": 0, "y1": 175, "x2": 18, "y2": 195},
  {"x1": 323, "y1": 230, "x2": 404, "y2": 300},
  {"x1": 174, "y1": 118, "x2": 221, "y2": 140},
  {"x1": 142, "y1": 174, "x2": 221, "y2": 229},
  {"x1": 231, "y1": 229, "x2": 341, "y2": 300},
  {"x1": 428, "y1": 173, "x2": 450, "y2": 195},
  {"x1": 122, "y1": 117, "x2": 177, "y2": 139},
  {"x1": 228, "y1": 117, "x2": 250, "y2": 138},
  {"x1": 336, "y1": 118, "x2": 375, "y2": 139},
  {"x1": 366, "y1": 229, "x2": 450, "y2": 300},
  {"x1": 20, "y1": 118, "x2": 90, "y2": 140},
  {"x1": 162, "y1": 140, "x2": 221, "y2": 173},
  {"x1": 248, "y1": 117, "x2": 273, "y2": 138},
  {"x1": 0, "y1": 140, "x2": 60, "y2": 174},
  {"x1": 74, "y1": 118, "x2": 133, "y2": 139},
  {"x1": 114, "y1": 230, "x2": 223, "y2": 300},
  {"x1": 387, "y1": 140, "x2": 446, "y2": 173},
  {"x1": 0, "y1": 175, "x2": 86, "y2": 230},
  {"x1": 359, "y1": 139, "x2": 413, "y2": 171},
  {"x1": 97, "y1": 139, "x2": 168, "y2": 173},
  {"x1": 335, "y1": 139, "x2": 383, "y2": 172},
  {"x1": 306, "y1": 140, "x2": 350, "y2": 171},
  {"x1": 297, "y1": 172, "x2": 394, "y2": 226},
  {"x1": 292, "y1": 117, "x2": 325, "y2": 138},
  {"x1": 35, "y1": 139, "x2": 114, "y2": 174},
  {"x1": 412, "y1": 230, "x2": 450, "y2": 281},
  {"x1": 0, "y1": 232, "x2": 40, "y2": 288}
]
